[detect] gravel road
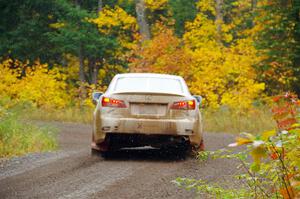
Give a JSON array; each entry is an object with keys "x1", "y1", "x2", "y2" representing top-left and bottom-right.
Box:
[{"x1": 0, "y1": 122, "x2": 241, "y2": 199}]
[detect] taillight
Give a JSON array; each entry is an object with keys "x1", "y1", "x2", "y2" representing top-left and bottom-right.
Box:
[
  {"x1": 171, "y1": 100, "x2": 196, "y2": 110},
  {"x1": 101, "y1": 97, "x2": 126, "y2": 108}
]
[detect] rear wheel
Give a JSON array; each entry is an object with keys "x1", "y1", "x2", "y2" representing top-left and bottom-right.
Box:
[
  {"x1": 91, "y1": 148, "x2": 101, "y2": 156},
  {"x1": 175, "y1": 145, "x2": 189, "y2": 159},
  {"x1": 162, "y1": 143, "x2": 189, "y2": 159},
  {"x1": 91, "y1": 134, "x2": 111, "y2": 158},
  {"x1": 91, "y1": 148, "x2": 111, "y2": 159}
]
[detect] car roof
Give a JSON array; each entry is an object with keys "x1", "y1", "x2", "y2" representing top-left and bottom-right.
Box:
[
  {"x1": 107, "y1": 73, "x2": 191, "y2": 96},
  {"x1": 114, "y1": 73, "x2": 183, "y2": 80}
]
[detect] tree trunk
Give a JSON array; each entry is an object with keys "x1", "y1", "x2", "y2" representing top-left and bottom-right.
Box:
[
  {"x1": 78, "y1": 43, "x2": 87, "y2": 101},
  {"x1": 251, "y1": 0, "x2": 257, "y2": 27},
  {"x1": 251, "y1": 0, "x2": 257, "y2": 10},
  {"x1": 98, "y1": 0, "x2": 102, "y2": 13},
  {"x1": 87, "y1": 58, "x2": 100, "y2": 85},
  {"x1": 215, "y1": 0, "x2": 224, "y2": 43},
  {"x1": 88, "y1": 0, "x2": 103, "y2": 86},
  {"x1": 92, "y1": 59, "x2": 101, "y2": 85},
  {"x1": 135, "y1": 0, "x2": 150, "y2": 42}
]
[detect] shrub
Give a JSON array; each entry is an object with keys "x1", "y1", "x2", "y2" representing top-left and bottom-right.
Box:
[
  {"x1": 0, "y1": 59, "x2": 69, "y2": 109},
  {"x1": 174, "y1": 93, "x2": 300, "y2": 199}
]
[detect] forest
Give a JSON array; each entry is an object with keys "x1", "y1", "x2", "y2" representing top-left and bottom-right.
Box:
[
  {"x1": 1, "y1": 1, "x2": 300, "y2": 198},
  {"x1": 1, "y1": 0, "x2": 300, "y2": 109}
]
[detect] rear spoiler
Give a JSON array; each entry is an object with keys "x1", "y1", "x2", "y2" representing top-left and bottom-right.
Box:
[{"x1": 110, "y1": 91, "x2": 188, "y2": 97}]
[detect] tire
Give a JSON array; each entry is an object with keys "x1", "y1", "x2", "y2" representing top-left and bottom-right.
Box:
[
  {"x1": 161, "y1": 144, "x2": 188, "y2": 159},
  {"x1": 91, "y1": 148, "x2": 111, "y2": 159},
  {"x1": 176, "y1": 147, "x2": 188, "y2": 160},
  {"x1": 91, "y1": 148, "x2": 101, "y2": 156}
]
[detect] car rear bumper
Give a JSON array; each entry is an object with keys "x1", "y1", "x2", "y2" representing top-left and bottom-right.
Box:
[
  {"x1": 93, "y1": 116, "x2": 202, "y2": 146},
  {"x1": 100, "y1": 117, "x2": 197, "y2": 135}
]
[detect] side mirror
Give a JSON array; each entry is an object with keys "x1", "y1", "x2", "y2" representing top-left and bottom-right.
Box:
[
  {"x1": 193, "y1": 95, "x2": 203, "y2": 107},
  {"x1": 92, "y1": 92, "x2": 103, "y2": 105}
]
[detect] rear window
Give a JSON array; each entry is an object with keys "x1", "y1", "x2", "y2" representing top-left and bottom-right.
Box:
[{"x1": 113, "y1": 77, "x2": 184, "y2": 94}]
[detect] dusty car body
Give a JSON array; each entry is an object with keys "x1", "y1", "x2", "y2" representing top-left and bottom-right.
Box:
[{"x1": 91, "y1": 73, "x2": 204, "y2": 156}]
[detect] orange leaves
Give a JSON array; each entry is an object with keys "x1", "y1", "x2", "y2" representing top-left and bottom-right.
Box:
[
  {"x1": 129, "y1": 26, "x2": 192, "y2": 77},
  {"x1": 278, "y1": 118, "x2": 297, "y2": 130},
  {"x1": 272, "y1": 93, "x2": 299, "y2": 130},
  {"x1": 280, "y1": 186, "x2": 296, "y2": 199}
]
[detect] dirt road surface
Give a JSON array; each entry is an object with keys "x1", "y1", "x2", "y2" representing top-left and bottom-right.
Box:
[{"x1": 0, "y1": 122, "x2": 240, "y2": 199}]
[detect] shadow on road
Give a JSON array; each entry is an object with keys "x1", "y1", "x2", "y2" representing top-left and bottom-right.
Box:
[{"x1": 95, "y1": 148, "x2": 189, "y2": 162}]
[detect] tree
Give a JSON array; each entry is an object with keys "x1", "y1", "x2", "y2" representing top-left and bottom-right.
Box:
[
  {"x1": 129, "y1": 25, "x2": 191, "y2": 76},
  {"x1": 253, "y1": 0, "x2": 300, "y2": 95},
  {"x1": 48, "y1": 0, "x2": 119, "y2": 101},
  {"x1": 0, "y1": 0, "x2": 60, "y2": 63},
  {"x1": 169, "y1": 0, "x2": 197, "y2": 36},
  {"x1": 183, "y1": 0, "x2": 264, "y2": 108}
]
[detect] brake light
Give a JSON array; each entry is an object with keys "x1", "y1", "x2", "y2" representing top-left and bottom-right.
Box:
[
  {"x1": 171, "y1": 100, "x2": 196, "y2": 110},
  {"x1": 101, "y1": 97, "x2": 126, "y2": 108}
]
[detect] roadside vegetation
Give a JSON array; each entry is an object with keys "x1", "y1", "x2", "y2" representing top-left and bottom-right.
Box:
[
  {"x1": 26, "y1": 107, "x2": 93, "y2": 124},
  {"x1": 204, "y1": 106, "x2": 275, "y2": 134},
  {"x1": 0, "y1": 103, "x2": 57, "y2": 158},
  {"x1": 175, "y1": 93, "x2": 300, "y2": 198}
]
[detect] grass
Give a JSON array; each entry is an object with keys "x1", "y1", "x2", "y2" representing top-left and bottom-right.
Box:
[
  {"x1": 203, "y1": 106, "x2": 276, "y2": 134},
  {"x1": 25, "y1": 107, "x2": 93, "y2": 124},
  {"x1": 25, "y1": 104, "x2": 275, "y2": 135},
  {"x1": 0, "y1": 108, "x2": 57, "y2": 158}
]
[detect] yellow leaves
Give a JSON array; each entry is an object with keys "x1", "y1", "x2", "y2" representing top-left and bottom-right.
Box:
[
  {"x1": 91, "y1": 6, "x2": 137, "y2": 35},
  {"x1": 196, "y1": 0, "x2": 215, "y2": 15},
  {"x1": 90, "y1": 5, "x2": 138, "y2": 55},
  {"x1": 145, "y1": 0, "x2": 168, "y2": 11},
  {"x1": 182, "y1": 1, "x2": 265, "y2": 109},
  {"x1": 184, "y1": 13, "x2": 218, "y2": 49},
  {"x1": 187, "y1": 38, "x2": 264, "y2": 109},
  {"x1": 236, "y1": 137, "x2": 253, "y2": 145},
  {"x1": 49, "y1": 22, "x2": 65, "y2": 29},
  {"x1": 261, "y1": 130, "x2": 276, "y2": 141},
  {"x1": 0, "y1": 59, "x2": 69, "y2": 108},
  {"x1": 229, "y1": 132, "x2": 255, "y2": 147},
  {"x1": 250, "y1": 143, "x2": 267, "y2": 164},
  {"x1": 229, "y1": 133, "x2": 267, "y2": 164}
]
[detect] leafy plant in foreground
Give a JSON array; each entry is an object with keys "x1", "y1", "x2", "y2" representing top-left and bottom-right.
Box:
[{"x1": 174, "y1": 93, "x2": 300, "y2": 198}]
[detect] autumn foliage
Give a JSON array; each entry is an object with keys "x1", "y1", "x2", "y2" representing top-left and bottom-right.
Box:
[
  {"x1": 2, "y1": 0, "x2": 300, "y2": 110},
  {"x1": 175, "y1": 93, "x2": 300, "y2": 198},
  {"x1": 0, "y1": 59, "x2": 69, "y2": 108}
]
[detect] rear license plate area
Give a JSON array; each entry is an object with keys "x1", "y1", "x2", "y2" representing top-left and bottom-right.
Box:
[{"x1": 130, "y1": 103, "x2": 167, "y2": 116}]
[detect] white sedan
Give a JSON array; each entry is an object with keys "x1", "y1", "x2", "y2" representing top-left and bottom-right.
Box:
[{"x1": 91, "y1": 73, "x2": 204, "y2": 157}]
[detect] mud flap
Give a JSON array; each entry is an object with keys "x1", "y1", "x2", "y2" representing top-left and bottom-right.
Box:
[
  {"x1": 188, "y1": 139, "x2": 205, "y2": 157},
  {"x1": 91, "y1": 134, "x2": 110, "y2": 153}
]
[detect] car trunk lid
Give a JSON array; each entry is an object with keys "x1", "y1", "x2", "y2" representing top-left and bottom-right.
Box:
[{"x1": 109, "y1": 93, "x2": 190, "y2": 119}]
